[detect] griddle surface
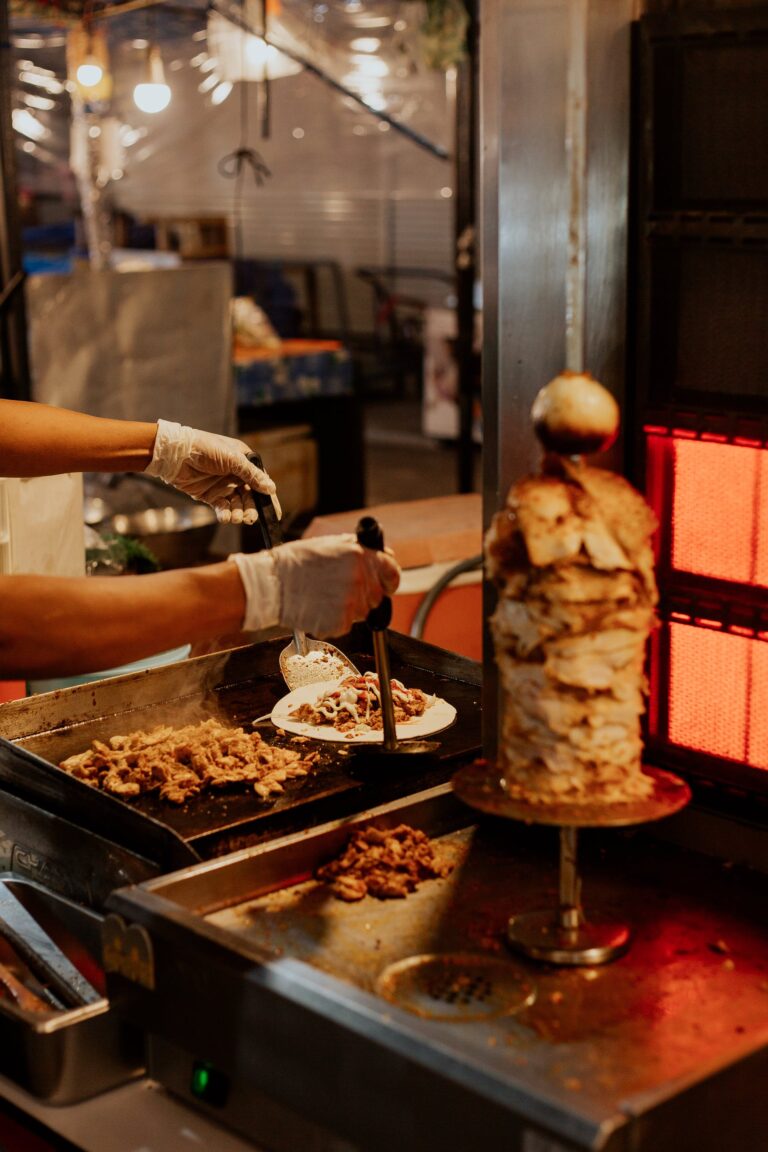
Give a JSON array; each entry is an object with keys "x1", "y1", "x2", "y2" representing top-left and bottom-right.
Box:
[
  {"x1": 206, "y1": 812, "x2": 768, "y2": 1113},
  {"x1": 8, "y1": 635, "x2": 481, "y2": 858}
]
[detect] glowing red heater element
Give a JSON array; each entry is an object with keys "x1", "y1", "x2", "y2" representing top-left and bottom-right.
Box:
[
  {"x1": 646, "y1": 432, "x2": 768, "y2": 775},
  {"x1": 756, "y1": 453, "x2": 768, "y2": 588},
  {"x1": 668, "y1": 623, "x2": 748, "y2": 763},
  {"x1": 749, "y1": 639, "x2": 768, "y2": 770},
  {"x1": 666, "y1": 623, "x2": 768, "y2": 771},
  {"x1": 670, "y1": 438, "x2": 763, "y2": 585}
]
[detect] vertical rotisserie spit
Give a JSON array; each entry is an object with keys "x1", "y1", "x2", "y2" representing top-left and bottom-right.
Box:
[{"x1": 485, "y1": 372, "x2": 659, "y2": 805}]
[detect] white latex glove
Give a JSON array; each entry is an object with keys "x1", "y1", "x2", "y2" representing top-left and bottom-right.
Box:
[
  {"x1": 231, "y1": 535, "x2": 401, "y2": 638},
  {"x1": 145, "y1": 419, "x2": 281, "y2": 525}
]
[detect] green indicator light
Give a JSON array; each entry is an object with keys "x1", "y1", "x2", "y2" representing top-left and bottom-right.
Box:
[
  {"x1": 190, "y1": 1060, "x2": 229, "y2": 1107},
  {"x1": 191, "y1": 1065, "x2": 210, "y2": 1096}
]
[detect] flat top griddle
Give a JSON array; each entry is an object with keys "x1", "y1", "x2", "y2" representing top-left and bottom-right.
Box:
[
  {"x1": 109, "y1": 785, "x2": 768, "y2": 1152},
  {"x1": 0, "y1": 631, "x2": 481, "y2": 878}
]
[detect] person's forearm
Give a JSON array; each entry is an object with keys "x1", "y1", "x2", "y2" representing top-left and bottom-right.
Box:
[
  {"x1": 0, "y1": 564, "x2": 248, "y2": 677},
  {"x1": 0, "y1": 400, "x2": 158, "y2": 476}
]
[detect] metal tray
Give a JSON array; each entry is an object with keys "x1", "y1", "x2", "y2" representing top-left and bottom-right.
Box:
[
  {"x1": 106, "y1": 786, "x2": 768, "y2": 1152},
  {"x1": 0, "y1": 874, "x2": 142, "y2": 1104},
  {"x1": 0, "y1": 632, "x2": 481, "y2": 906}
]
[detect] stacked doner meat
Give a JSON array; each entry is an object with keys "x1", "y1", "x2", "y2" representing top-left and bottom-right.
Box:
[{"x1": 485, "y1": 372, "x2": 658, "y2": 805}]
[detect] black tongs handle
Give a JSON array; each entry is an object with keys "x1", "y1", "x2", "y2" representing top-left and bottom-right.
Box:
[
  {"x1": 247, "y1": 452, "x2": 281, "y2": 551},
  {"x1": 356, "y1": 515, "x2": 392, "y2": 631}
]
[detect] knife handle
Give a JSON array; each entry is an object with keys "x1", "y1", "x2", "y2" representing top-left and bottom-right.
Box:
[
  {"x1": 247, "y1": 452, "x2": 281, "y2": 551},
  {"x1": 356, "y1": 516, "x2": 392, "y2": 632}
]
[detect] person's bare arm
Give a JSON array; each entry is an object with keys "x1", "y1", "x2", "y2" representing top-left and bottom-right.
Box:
[
  {"x1": 0, "y1": 564, "x2": 245, "y2": 677},
  {"x1": 0, "y1": 400, "x2": 157, "y2": 476},
  {"x1": 0, "y1": 537, "x2": 400, "y2": 680}
]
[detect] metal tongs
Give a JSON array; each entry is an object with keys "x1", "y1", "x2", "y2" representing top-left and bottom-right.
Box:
[
  {"x1": 356, "y1": 515, "x2": 440, "y2": 759},
  {"x1": 248, "y1": 453, "x2": 359, "y2": 691},
  {"x1": 0, "y1": 885, "x2": 100, "y2": 1009}
]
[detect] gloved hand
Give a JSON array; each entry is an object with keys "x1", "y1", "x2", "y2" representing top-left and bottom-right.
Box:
[
  {"x1": 145, "y1": 419, "x2": 281, "y2": 525},
  {"x1": 231, "y1": 535, "x2": 401, "y2": 637}
]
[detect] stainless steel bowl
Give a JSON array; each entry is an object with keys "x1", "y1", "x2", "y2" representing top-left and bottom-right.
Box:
[{"x1": 103, "y1": 504, "x2": 218, "y2": 569}]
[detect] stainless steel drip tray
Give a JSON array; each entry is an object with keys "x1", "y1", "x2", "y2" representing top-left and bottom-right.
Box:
[
  {"x1": 0, "y1": 875, "x2": 143, "y2": 1103},
  {"x1": 107, "y1": 785, "x2": 768, "y2": 1152}
]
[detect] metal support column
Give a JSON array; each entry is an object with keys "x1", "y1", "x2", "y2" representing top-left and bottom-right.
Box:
[
  {"x1": 0, "y1": 0, "x2": 30, "y2": 400},
  {"x1": 454, "y1": 0, "x2": 478, "y2": 494}
]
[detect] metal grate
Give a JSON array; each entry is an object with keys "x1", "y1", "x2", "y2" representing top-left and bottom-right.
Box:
[{"x1": 375, "y1": 953, "x2": 536, "y2": 1022}]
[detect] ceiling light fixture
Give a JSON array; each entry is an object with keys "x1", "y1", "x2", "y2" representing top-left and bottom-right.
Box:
[
  {"x1": 350, "y1": 37, "x2": 380, "y2": 52},
  {"x1": 12, "y1": 35, "x2": 45, "y2": 49},
  {"x1": 133, "y1": 45, "x2": 171, "y2": 114},
  {"x1": 18, "y1": 69, "x2": 64, "y2": 95},
  {"x1": 211, "y1": 81, "x2": 232, "y2": 105},
  {"x1": 18, "y1": 61, "x2": 53, "y2": 76},
  {"x1": 350, "y1": 15, "x2": 392, "y2": 29},
  {"x1": 351, "y1": 55, "x2": 389, "y2": 76},
  {"x1": 23, "y1": 93, "x2": 56, "y2": 111},
  {"x1": 77, "y1": 61, "x2": 102, "y2": 87},
  {"x1": 206, "y1": 11, "x2": 302, "y2": 82},
  {"x1": 68, "y1": 23, "x2": 112, "y2": 101},
  {"x1": 12, "y1": 108, "x2": 48, "y2": 140}
]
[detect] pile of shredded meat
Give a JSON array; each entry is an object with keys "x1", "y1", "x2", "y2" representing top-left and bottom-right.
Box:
[
  {"x1": 291, "y1": 671, "x2": 432, "y2": 735},
  {"x1": 58, "y1": 718, "x2": 315, "y2": 805},
  {"x1": 316, "y1": 823, "x2": 453, "y2": 902}
]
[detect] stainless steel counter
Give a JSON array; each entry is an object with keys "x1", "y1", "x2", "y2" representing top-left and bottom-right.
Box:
[
  {"x1": 105, "y1": 785, "x2": 768, "y2": 1152},
  {"x1": 0, "y1": 1074, "x2": 260, "y2": 1151}
]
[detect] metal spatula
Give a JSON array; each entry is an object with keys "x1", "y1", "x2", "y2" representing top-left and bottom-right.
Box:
[{"x1": 248, "y1": 454, "x2": 359, "y2": 692}]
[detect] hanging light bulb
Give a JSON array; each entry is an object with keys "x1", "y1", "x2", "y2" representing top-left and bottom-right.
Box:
[
  {"x1": 76, "y1": 57, "x2": 103, "y2": 88},
  {"x1": 68, "y1": 24, "x2": 112, "y2": 101},
  {"x1": 133, "y1": 45, "x2": 171, "y2": 114}
]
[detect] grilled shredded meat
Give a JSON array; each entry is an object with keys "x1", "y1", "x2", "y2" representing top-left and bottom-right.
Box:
[
  {"x1": 59, "y1": 718, "x2": 315, "y2": 805},
  {"x1": 291, "y1": 672, "x2": 431, "y2": 735},
  {"x1": 316, "y1": 823, "x2": 453, "y2": 902}
]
